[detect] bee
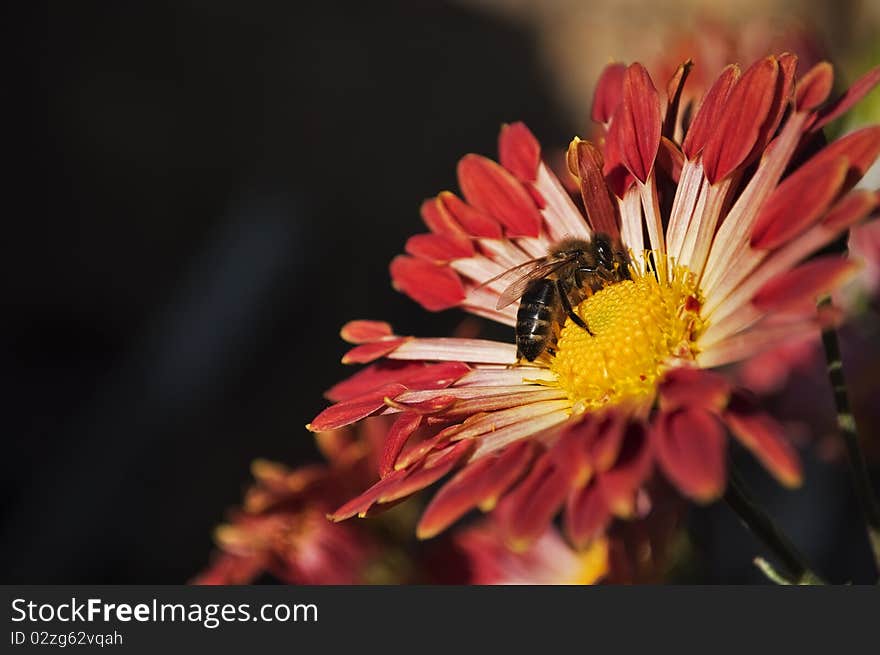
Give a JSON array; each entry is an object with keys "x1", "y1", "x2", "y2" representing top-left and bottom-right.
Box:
[{"x1": 480, "y1": 233, "x2": 631, "y2": 362}]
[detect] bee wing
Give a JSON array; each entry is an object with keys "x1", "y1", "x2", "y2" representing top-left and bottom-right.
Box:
[
  {"x1": 494, "y1": 259, "x2": 572, "y2": 310},
  {"x1": 473, "y1": 256, "x2": 548, "y2": 290}
]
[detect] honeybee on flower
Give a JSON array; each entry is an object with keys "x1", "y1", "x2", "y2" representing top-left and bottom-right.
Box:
[{"x1": 307, "y1": 54, "x2": 880, "y2": 553}]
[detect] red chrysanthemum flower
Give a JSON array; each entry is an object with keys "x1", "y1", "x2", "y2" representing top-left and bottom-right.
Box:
[
  {"x1": 456, "y1": 523, "x2": 609, "y2": 585},
  {"x1": 193, "y1": 424, "x2": 386, "y2": 585},
  {"x1": 308, "y1": 55, "x2": 880, "y2": 551},
  {"x1": 456, "y1": 484, "x2": 685, "y2": 584}
]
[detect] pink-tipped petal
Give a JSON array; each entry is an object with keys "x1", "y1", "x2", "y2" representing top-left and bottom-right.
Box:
[{"x1": 654, "y1": 408, "x2": 727, "y2": 503}]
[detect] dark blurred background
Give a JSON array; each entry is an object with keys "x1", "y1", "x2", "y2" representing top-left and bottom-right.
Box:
[{"x1": 4, "y1": 1, "x2": 878, "y2": 583}]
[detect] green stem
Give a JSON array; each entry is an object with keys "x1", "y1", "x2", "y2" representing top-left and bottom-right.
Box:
[
  {"x1": 724, "y1": 468, "x2": 825, "y2": 585},
  {"x1": 818, "y1": 296, "x2": 880, "y2": 573}
]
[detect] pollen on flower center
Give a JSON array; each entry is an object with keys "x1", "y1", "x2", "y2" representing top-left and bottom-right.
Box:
[{"x1": 550, "y1": 258, "x2": 704, "y2": 412}]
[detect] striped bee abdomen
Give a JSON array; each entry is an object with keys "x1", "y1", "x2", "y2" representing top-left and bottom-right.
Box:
[{"x1": 516, "y1": 279, "x2": 558, "y2": 361}]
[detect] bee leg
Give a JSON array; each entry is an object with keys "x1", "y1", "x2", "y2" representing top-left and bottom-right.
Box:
[
  {"x1": 556, "y1": 279, "x2": 594, "y2": 336},
  {"x1": 575, "y1": 266, "x2": 597, "y2": 287}
]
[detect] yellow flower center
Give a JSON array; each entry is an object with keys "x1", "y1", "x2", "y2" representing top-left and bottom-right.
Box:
[{"x1": 550, "y1": 258, "x2": 704, "y2": 412}]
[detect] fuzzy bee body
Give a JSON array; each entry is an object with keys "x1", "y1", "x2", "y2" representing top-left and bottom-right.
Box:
[
  {"x1": 478, "y1": 233, "x2": 632, "y2": 362},
  {"x1": 516, "y1": 278, "x2": 562, "y2": 362}
]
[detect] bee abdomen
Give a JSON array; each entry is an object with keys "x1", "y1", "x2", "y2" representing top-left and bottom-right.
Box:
[{"x1": 515, "y1": 280, "x2": 557, "y2": 361}]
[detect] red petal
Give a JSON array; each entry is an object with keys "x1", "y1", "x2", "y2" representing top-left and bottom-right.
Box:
[
  {"x1": 405, "y1": 233, "x2": 474, "y2": 263},
  {"x1": 602, "y1": 129, "x2": 636, "y2": 197},
  {"x1": 653, "y1": 408, "x2": 727, "y2": 502},
  {"x1": 390, "y1": 255, "x2": 466, "y2": 311},
  {"x1": 386, "y1": 395, "x2": 458, "y2": 417},
  {"x1": 589, "y1": 411, "x2": 628, "y2": 473},
  {"x1": 308, "y1": 383, "x2": 407, "y2": 432},
  {"x1": 609, "y1": 63, "x2": 662, "y2": 183},
  {"x1": 378, "y1": 441, "x2": 474, "y2": 504},
  {"x1": 341, "y1": 338, "x2": 408, "y2": 365},
  {"x1": 566, "y1": 138, "x2": 620, "y2": 236},
  {"x1": 395, "y1": 426, "x2": 456, "y2": 471},
  {"x1": 682, "y1": 64, "x2": 739, "y2": 160},
  {"x1": 822, "y1": 190, "x2": 880, "y2": 231},
  {"x1": 457, "y1": 154, "x2": 543, "y2": 238},
  {"x1": 340, "y1": 320, "x2": 393, "y2": 344},
  {"x1": 499, "y1": 122, "x2": 541, "y2": 182},
  {"x1": 550, "y1": 420, "x2": 595, "y2": 486},
  {"x1": 596, "y1": 422, "x2": 653, "y2": 517},
  {"x1": 659, "y1": 367, "x2": 731, "y2": 413},
  {"x1": 592, "y1": 62, "x2": 626, "y2": 124},
  {"x1": 326, "y1": 360, "x2": 470, "y2": 403},
  {"x1": 723, "y1": 393, "x2": 802, "y2": 487},
  {"x1": 752, "y1": 256, "x2": 859, "y2": 314},
  {"x1": 565, "y1": 480, "x2": 612, "y2": 549},
  {"x1": 329, "y1": 468, "x2": 409, "y2": 521},
  {"x1": 753, "y1": 53, "x2": 797, "y2": 155},
  {"x1": 439, "y1": 192, "x2": 502, "y2": 239},
  {"x1": 663, "y1": 59, "x2": 693, "y2": 140},
  {"x1": 379, "y1": 413, "x2": 423, "y2": 477},
  {"x1": 814, "y1": 126, "x2": 880, "y2": 193},
  {"x1": 702, "y1": 56, "x2": 779, "y2": 184},
  {"x1": 796, "y1": 61, "x2": 834, "y2": 112},
  {"x1": 416, "y1": 440, "x2": 537, "y2": 539},
  {"x1": 811, "y1": 64, "x2": 880, "y2": 132},
  {"x1": 750, "y1": 155, "x2": 850, "y2": 250},
  {"x1": 656, "y1": 136, "x2": 685, "y2": 184},
  {"x1": 496, "y1": 451, "x2": 576, "y2": 549},
  {"x1": 421, "y1": 197, "x2": 466, "y2": 239}
]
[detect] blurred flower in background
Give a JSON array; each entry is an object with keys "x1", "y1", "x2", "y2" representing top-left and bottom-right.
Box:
[{"x1": 194, "y1": 420, "x2": 399, "y2": 585}]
